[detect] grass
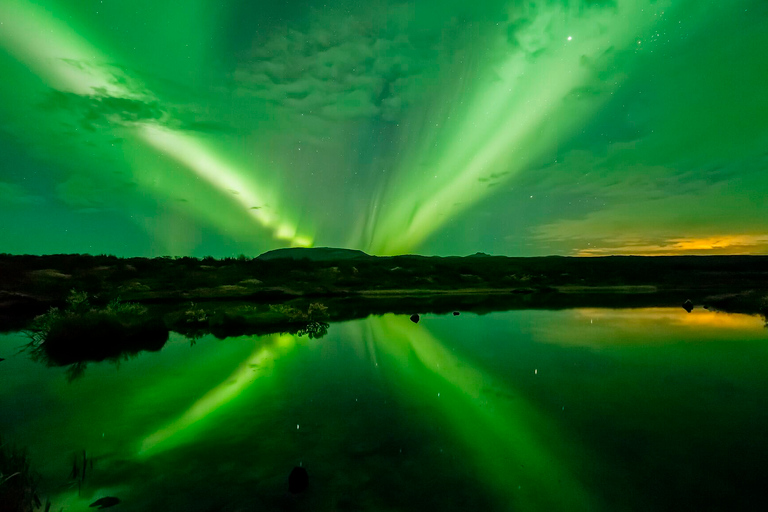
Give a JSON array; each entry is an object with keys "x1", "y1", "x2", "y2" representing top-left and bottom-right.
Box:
[{"x1": 0, "y1": 439, "x2": 43, "y2": 512}]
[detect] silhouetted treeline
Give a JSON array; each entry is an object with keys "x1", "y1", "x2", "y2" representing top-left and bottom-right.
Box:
[{"x1": 2, "y1": 252, "x2": 768, "y2": 302}]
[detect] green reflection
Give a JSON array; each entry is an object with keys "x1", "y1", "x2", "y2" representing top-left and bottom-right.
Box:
[
  {"x1": 2, "y1": 307, "x2": 768, "y2": 511},
  {"x1": 138, "y1": 334, "x2": 296, "y2": 458},
  {"x1": 364, "y1": 315, "x2": 595, "y2": 510}
]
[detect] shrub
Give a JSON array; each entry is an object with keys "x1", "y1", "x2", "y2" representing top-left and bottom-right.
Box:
[
  {"x1": 25, "y1": 291, "x2": 167, "y2": 369},
  {"x1": 296, "y1": 321, "x2": 329, "y2": 340},
  {"x1": 268, "y1": 304, "x2": 306, "y2": 321}
]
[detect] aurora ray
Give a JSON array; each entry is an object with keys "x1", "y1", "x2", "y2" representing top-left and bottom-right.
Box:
[
  {"x1": 367, "y1": 0, "x2": 674, "y2": 254},
  {"x1": 0, "y1": 0, "x2": 310, "y2": 252}
]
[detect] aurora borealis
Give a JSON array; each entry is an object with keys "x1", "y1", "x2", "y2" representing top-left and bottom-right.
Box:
[{"x1": 1, "y1": 0, "x2": 767, "y2": 257}]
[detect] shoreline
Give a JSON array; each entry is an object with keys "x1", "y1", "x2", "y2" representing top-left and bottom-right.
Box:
[{"x1": 1, "y1": 252, "x2": 766, "y2": 337}]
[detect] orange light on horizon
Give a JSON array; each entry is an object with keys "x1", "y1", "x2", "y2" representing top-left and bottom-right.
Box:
[{"x1": 576, "y1": 234, "x2": 768, "y2": 257}]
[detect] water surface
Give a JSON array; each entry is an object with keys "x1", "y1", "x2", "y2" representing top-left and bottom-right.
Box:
[{"x1": 1, "y1": 308, "x2": 766, "y2": 511}]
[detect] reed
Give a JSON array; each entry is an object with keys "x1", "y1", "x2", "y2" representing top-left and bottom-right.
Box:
[{"x1": 0, "y1": 439, "x2": 42, "y2": 512}]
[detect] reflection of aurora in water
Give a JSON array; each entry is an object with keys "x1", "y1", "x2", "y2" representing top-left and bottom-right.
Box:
[
  {"x1": 133, "y1": 317, "x2": 593, "y2": 510},
  {"x1": 2, "y1": 308, "x2": 768, "y2": 510},
  {"x1": 137, "y1": 334, "x2": 296, "y2": 457},
  {"x1": 364, "y1": 315, "x2": 595, "y2": 510}
]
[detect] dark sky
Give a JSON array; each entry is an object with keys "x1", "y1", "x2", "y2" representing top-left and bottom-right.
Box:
[{"x1": 1, "y1": 0, "x2": 767, "y2": 256}]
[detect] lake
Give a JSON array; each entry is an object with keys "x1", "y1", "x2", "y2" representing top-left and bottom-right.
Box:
[{"x1": 1, "y1": 308, "x2": 767, "y2": 511}]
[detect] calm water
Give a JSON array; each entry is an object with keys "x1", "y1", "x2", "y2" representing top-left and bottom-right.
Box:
[{"x1": 1, "y1": 308, "x2": 767, "y2": 511}]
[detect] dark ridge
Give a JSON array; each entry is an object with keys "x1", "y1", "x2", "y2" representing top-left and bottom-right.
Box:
[
  {"x1": 1, "y1": 252, "x2": 767, "y2": 336},
  {"x1": 257, "y1": 247, "x2": 371, "y2": 261}
]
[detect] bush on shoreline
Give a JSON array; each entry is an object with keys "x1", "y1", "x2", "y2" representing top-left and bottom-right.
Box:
[{"x1": 25, "y1": 290, "x2": 168, "y2": 368}]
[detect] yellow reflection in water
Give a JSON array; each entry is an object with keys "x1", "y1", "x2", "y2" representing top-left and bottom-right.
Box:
[
  {"x1": 530, "y1": 307, "x2": 766, "y2": 349},
  {"x1": 575, "y1": 308, "x2": 763, "y2": 331}
]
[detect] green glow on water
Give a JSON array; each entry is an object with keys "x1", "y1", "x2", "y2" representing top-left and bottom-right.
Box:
[
  {"x1": 137, "y1": 334, "x2": 296, "y2": 458},
  {"x1": 366, "y1": 315, "x2": 595, "y2": 509},
  {"x1": 1, "y1": 308, "x2": 768, "y2": 510}
]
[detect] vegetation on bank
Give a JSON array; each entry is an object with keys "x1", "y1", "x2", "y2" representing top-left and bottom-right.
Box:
[
  {"x1": 21, "y1": 290, "x2": 331, "y2": 377},
  {"x1": 0, "y1": 439, "x2": 46, "y2": 512},
  {"x1": 25, "y1": 290, "x2": 168, "y2": 375}
]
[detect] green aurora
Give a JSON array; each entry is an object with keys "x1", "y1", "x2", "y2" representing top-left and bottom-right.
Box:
[{"x1": 1, "y1": 0, "x2": 767, "y2": 257}]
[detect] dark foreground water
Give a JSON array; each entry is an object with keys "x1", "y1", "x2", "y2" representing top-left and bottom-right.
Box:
[{"x1": 1, "y1": 308, "x2": 767, "y2": 511}]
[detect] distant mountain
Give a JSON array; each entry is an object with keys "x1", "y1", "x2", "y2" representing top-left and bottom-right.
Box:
[{"x1": 256, "y1": 247, "x2": 372, "y2": 261}]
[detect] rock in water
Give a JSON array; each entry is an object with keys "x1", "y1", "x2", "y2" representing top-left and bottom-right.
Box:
[
  {"x1": 89, "y1": 497, "x2": 121, "y2": 509},
  {"x1": 289, "y1": 466, "x2": 309, "y2": 493},
  {"x1": 410, "y1": 314, "x2": 420, "y2": 324},
  {"x1": 0, "y1": 358, "x2": 5, "y2": 362},
  {"x1": 452, "y1": 311, "x2": 460, "y2": 316},
  {"x1": 682, "y1": 299, "x2": 693, "y2": 313}
]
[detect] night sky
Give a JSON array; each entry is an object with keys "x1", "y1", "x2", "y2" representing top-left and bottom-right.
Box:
[{"x1": 1, "y1": 0, "x2": 767, "y2": 257}]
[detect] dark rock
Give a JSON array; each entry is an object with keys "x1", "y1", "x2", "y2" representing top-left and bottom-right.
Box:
[
  {"x1": 682, "y1": 299, "x2": 693, "y2": 313},
  {"x1": 89, "y1": 497, "x2": 121, "y2": 509},
  {"x1": 409, "y1": 314, "x2": 420, "y2": 324},
  {"x1": 289, "y1": 466, "x2": 309, "y2": 493},
  {"x1": 453, "y1": 311, "x2": 460, "y2": 316},
  {"x1": 0, "y1": 358, "x2": 4, "y2": 362}
]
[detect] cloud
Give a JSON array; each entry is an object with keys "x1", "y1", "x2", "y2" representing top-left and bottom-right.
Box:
[
  {"x1": 41, "y1": 61, "x2": 234, "y2": 135},
  {"x1": 232, "y1": 11, "x2": 429, "y2": 122},
  {"x1": 505, "y1": 0, "x2": 618, "y2": 56},
  {"x1": 0, "y1": 181, "x2": 44, "y2": 205},
  {"x1": 42, "y1": 90, "x2": 163, "y2": 131},
  {"x1": 518, "y1": 145, "x2": 743, "y2": 203}
]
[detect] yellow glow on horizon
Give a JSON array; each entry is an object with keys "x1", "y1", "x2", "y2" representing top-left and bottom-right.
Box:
[{"x1": 576, "y1": 234, "x2": 768, "y2": 256}]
